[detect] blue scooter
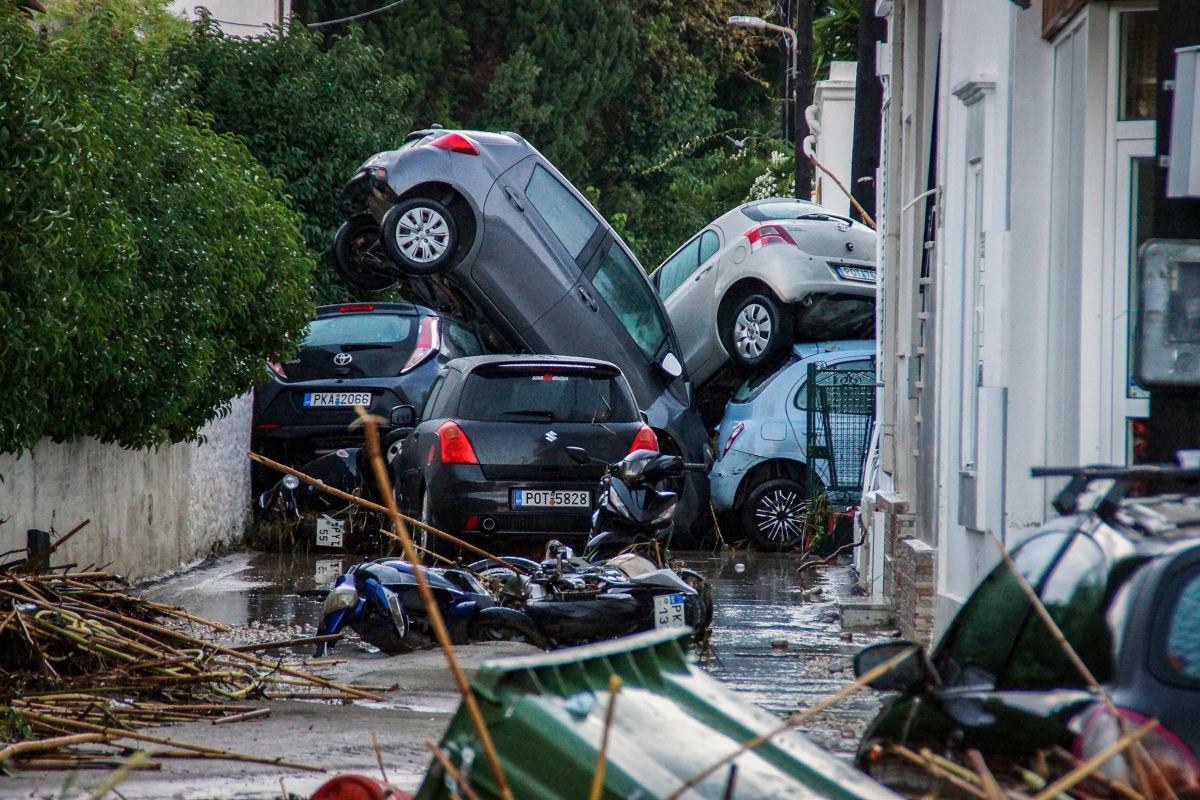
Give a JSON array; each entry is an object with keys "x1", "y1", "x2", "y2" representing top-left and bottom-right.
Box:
[{"x1": 316, "y1": 558, "x2": 543, "y2": 655}]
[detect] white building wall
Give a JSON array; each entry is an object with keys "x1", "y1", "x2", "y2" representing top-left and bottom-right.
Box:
[
  {"x1": 813, "y1": 62, "x2": 860, "y2": 216},
  {"x1": 172, "y1": 1, "x2": 291, "y2": 32},
  {"x1": 0, "y1": 397, "x2": 251, "y2": 579}
]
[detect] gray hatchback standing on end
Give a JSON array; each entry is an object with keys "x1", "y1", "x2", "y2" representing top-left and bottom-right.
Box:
[
  {"x1": 649, "y1": 198, "x2": 877, "y2": 387},
  {"x1": 334, "y1": 128, "x2": 711, "y2": 538}
]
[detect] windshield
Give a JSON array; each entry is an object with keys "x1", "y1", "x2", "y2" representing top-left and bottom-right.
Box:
[
  {"x1": 303, "y1": 314, "x2": 415, "y2": 348},
  {"x1": 457, "y1": 368, "x2": 638, "y2": 423},
  {"x1": 743, "y1": 200, "x2": 829, "y2": 222}
]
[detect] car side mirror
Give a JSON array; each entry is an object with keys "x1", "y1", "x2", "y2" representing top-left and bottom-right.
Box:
[
  {"x1": 853, "y1": 641, "x2": 937, "y2": 693},
  {"x1": 566, "y1": 446, "x2": 590, "y2": 465},
  {"x1": 389, "y1": 404, "x2": 416, "y2": 427},
  {"x1": 660, "y1": 351, "x2": 683, "y2": 378}
]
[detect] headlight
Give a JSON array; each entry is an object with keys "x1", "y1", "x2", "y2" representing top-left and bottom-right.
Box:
[
  {"x1": 282, "y1": 474, "x2": 300, "y2": 490},
  {"x1": 322, "y1": 584, "x2": 359, "y2": 615}
]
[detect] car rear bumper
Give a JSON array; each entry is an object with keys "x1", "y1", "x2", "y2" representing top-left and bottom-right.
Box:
[
  {"x1": 426, "y1": 466, "x2": 595, "y2": 538},
  {"x1": 709, "y1": 449, "x2": 765, "y2": 511}
]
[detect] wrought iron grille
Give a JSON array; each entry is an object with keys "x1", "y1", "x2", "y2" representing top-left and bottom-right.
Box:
[{"x1": 805, "y1": 365, "x2": 878, "y2": 504}]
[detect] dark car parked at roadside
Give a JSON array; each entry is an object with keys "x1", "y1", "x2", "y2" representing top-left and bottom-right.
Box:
[
  {"x1": 389, "y1": 354, "x2": 660, "y2": 551},
  {"x1": 853, "y1": 466, "x2": 1200, "y2": 792},
  {"x1": 334, "y1": 128, "x2": 710, "y2": 541},
  {"x1": 251, "y1": 302, "x2": 485, "y2": 491}
]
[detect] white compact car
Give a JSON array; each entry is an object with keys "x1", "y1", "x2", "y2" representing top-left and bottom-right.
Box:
[{"x1": 650, "y1": 198, "x2": 877, "y2": 386}]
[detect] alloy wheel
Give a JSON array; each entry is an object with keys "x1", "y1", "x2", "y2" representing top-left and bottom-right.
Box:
[
  {"x1": 734, "y1": 302, "x2": 773, "y2": 360},
  {"x1": 752, "y1": 486, "x2": 806, "y2": 545}
]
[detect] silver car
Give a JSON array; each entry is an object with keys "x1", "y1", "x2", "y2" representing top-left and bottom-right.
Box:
[
  {"x1": 710, "y1": 340, "x2": 875, "y2": 551},
  {"x1": 650, "y1": 199, "x2": 877, "y2": 387}
]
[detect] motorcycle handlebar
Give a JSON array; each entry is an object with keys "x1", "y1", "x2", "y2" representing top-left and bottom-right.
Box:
[{"x1": 684, "y1": 463, "x2": 707, "y2": 472}]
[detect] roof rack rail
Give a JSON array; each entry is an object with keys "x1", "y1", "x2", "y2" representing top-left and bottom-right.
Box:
[{"x1": 1032, "y1": 464, "x2": 1200, "y2": 517}]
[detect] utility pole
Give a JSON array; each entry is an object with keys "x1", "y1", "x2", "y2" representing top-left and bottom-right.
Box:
[
  {"x1": 850, "y1": 0, "x2": 886, "y2": 224},
  {"x1": 794, "y1": 0, "x2": 815, "y2": 199}
]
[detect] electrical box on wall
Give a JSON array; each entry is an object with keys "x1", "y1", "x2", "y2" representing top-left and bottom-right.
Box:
[
  {"x1": 1136, "y1": 239, "x2": 1200, "y2": 387},
  {"x1": 1168, "y1": 46, "x2": 1200, "y2": 198}
]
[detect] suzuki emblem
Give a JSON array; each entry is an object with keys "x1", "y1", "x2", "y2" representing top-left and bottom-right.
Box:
[
  {"x1": 333, "y1": 352, "x2": 352, "y2": 366},
  {"x1": 544, "y1": 431, "x2": 558, "y2": 442}
]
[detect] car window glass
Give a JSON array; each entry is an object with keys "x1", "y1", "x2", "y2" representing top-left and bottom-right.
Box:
[
  {"x1": 655, "y1": 236, "x2": 702, "y2": 298},
  {"x1": 303, "y1": 314, "x2": 414, "y2": 347},
  {"x1": 444, "y1": 322, "x2": 484, "y2": 357},
  {"x1": 731, "y1": 357, "x2": 798, "y2": 403},
  {"x1": 1163, "y1": 569, "x2": 1200, "y2": 681},
  {"x1": 699, "y1": 230, "x2": 720, "y2": 263},
  {"x1": 1000, "y1": 533, "x2": 1112, "y2": 689},
  {"x1": 591, "y1": 241, "x2": 669, "y2": 360},
  {"x1": 936, "y1": 529, "x2": 1072, "y2": 687},
  {"x1": 421, "y1": 374, "x2": 447, "y2": 419},
  {"x1": 793, "y1": 359, "x2": 876, "y2": 410},
  {"x1": 458, "y1": 370, "x2": 638, "y2": 423},
  {"x1": 742, "y1": 200, "x2": 827, "y2": 222},
  {"x1": 525, "y1": 165, "x2": 599, "y2": 259}
]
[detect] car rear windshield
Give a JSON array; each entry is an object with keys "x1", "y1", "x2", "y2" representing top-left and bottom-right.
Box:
[
  {"x1": 303, "y1": 314, "x2": 416, "y2": 348},
  {"x1": 457, "y1": 367, "x2": 638, "y2": 423},
  {"x1": 742, "y1": 200, "x2": 828, "y2": 222}
]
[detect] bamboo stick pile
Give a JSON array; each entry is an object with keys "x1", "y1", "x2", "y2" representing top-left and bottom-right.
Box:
[{"x1": 0, "y1": 569, "x2": 376, "y2": 771}]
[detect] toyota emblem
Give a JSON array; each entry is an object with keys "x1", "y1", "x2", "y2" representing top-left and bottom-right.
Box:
[{"x1": 333, "y1": 352, "x2": 352, "y2": 366}]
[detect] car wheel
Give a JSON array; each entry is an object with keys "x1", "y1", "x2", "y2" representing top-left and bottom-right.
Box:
[
  {"x1": 333, "y1": 215, "x2": 396, "y2": 291},
  {"x1": 468, "y1": 607, "x2": 546, "y2": 649},
  {"x1": 726, "y1": 292, "x2": 792, "y2": 372},
  {"x1": 741, "y1": 477, "x2": 809, "y2": 552},
  {"x1": 381, "y1": 197, "x2": 459, "y2": 276},
  {"x1": 419, "y1": 489, "x2": 447, "y2": 556}
]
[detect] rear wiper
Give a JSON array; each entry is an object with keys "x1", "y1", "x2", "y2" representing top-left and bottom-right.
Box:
[
  {"x1": 794, "y1": 212, "x2": 856, "y2": 226},
  {"x1": 502, "y1": 410, "x2": 554, "y2": 418}
]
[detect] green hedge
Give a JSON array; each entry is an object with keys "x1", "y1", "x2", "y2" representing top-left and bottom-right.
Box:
[{"x1": 0, "y1": 1, "x2": 316, "y2": 454}]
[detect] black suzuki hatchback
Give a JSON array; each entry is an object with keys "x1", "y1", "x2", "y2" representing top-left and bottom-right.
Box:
[{"x1": 390, "y1": 355, "x2": 657, "y2": 550}]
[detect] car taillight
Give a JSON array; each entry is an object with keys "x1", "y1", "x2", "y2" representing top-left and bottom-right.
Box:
[
  {"x1": 722, "y1": 422, "x2": 745, "y2": 457},
  {"x1": 745, "y1": 224, "x2": 797, "y2": 252},
  {"x1": 437, "y1": 421, "x2": 479, "y2": 465},
  {"x1": 401, "y1": 316, "x2": 441, "y2": 374},
  {"x1": 338, "y1": 304, "x2": 376, "y2": 313},
  {"x1": 628, "y1": 424, "x2": 658, "y2": 454},
  {"x1": 1074, "y1": 706, "x2": 1200, "y2": 791},
  {"x1": 267, "y1": 361, "x2": 288, "y2": 379},
  {"x1": 431, "y1": 133, "x2": 479, "y2": 156}
]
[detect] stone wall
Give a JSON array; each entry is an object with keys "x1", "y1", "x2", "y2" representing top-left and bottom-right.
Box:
[
  {"x1": 877, "y1": 491, "x2": 936, "y2": 645},
  {"x1": 0, "y1": 396, "x2": 251, "y2": 579}
]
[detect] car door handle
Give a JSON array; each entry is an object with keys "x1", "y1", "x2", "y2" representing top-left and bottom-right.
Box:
[
  {"x1": 577, "y1": 287, "x2": 598, "y2": 311},
  {"x1": 503, "y1": 186, "x2": 524, "y2": 211},
  {"x1": 694, "y1": 264, "x2": 714, "y2": 281}
]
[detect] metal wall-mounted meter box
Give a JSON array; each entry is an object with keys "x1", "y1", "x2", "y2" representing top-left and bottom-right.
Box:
[
  {"x1": 1168, "y1": 46, "x2": 1200, "y2": 198},
  {"x1": 1137, "y1": 239, "x2": 1200, "y2": 387}
]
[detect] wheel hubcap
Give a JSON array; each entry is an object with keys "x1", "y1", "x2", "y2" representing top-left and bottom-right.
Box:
[
  {"x1": 754, "y1": 488, "x2": 805, "y2": 543},
  {"x1": 394, "y1": 207, "x2": 450, "y2": 263},
  {"x1": 734, "y1": 303, "x2": 773, "y2": 359}
]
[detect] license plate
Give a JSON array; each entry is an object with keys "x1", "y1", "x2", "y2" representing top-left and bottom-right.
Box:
[
  {"x1": 654, "y1": 593, "x2": 687, "y2": 630},
  {"x1": 835, "y1": 265, "x2": 877, "y2": 283},
  {"x1": 303, "y1": 392, "x2": 372, "y2": 408},
  {"x1": 314, "y1": 558, "x2": 343, "y2": 585},
  {"x1": 315, "y1": 515, "x2": 344, "y2": 548},
  {"x1": 510, "y1": 489, "x2": 590, "y2": 509}
]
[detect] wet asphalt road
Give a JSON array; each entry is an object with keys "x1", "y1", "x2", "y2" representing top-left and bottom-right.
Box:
[{"x1": 143, "y1": 546, "x2": 891, "y2": 761}]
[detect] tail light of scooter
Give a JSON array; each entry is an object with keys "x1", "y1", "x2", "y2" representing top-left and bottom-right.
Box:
[
  {"x1": 1073, "y1": 705, "x2": 1200, "y2": 792},
  {"x1": 437, "y1": 420, "x2": 479, "y2": 465},
  {"x1": 745, "y1": 224, "x2": 797, "y2": 252},
  {"x1": 431, "y1": 132, "x2": 480, "y2": 156},
  {"x1": 401, "y1": 316, "x2": 441, "y2": 374},
  {"x1": 722, "y1": 422, "x2": 745, "y2": 457},
  {"x1": 628, "y1": 424, "x2": 659, "y2": 455}
]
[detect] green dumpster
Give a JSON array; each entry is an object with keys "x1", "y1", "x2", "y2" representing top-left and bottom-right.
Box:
[{"x1": 415, "y1": 629, "x2": 901, "y2": 800}]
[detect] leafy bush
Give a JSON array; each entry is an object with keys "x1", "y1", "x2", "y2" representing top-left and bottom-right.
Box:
[
  {"x1": 0, "y1": 1, "x2": 315, "y2": 453},
  {"x1": 170, "y1": 15, "x2": 413, "y2": 303}
]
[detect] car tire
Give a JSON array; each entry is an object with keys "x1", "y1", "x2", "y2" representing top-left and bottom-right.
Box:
[
  {"x1": 741, "y1": 477, "x2": 809, "y2": 552},
  {"x1": 381, "y1": 197, "x2": 459, "y2": 276},
  {"x1": 468, "y1": 607, "x2": 546, "y2": 649},
  {"x1": 333, "y1": 214, "x2": 397, "y2": 291},
  {"x1": 419, "y1": 489, "x2": 449, "y2": 557},
  {"x1": 725, "y1": 292, "x2": 792, "y2": 373}
]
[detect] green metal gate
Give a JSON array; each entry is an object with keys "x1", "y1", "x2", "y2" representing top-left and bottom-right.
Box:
[{"x1": 806, "y1": 365, "x2": 878, "y2": 505}]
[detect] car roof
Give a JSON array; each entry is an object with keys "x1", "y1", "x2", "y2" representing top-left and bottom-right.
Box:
[
  {"x1": 315, "y1": 302, "x2": 427, "y2": 317},
  {"x1": 444, "y1": 353, "x2": 625, "y2": 374},
  {"x1": 792, "y1": 340, "x2": 876, "y2": 361}
]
